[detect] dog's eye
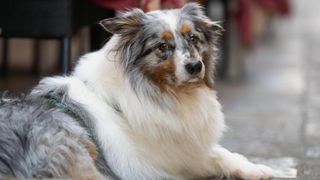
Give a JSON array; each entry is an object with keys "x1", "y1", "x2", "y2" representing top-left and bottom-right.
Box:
[
  {"x1": 159, "y1": 43, "x2": 169, "y2": 51},
  {"x1": 190, "y1": 35, "x2": 199, "y2": 44}
]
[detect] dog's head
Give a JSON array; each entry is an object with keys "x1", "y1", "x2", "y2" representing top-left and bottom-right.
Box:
[{"x1": 100, "y1": 3, "x2": 222, "y2": 94}]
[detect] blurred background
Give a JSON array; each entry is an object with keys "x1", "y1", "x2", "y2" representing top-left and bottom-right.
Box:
[{"x1": 0, "y1": 0, "x2": 319, "y2": 178}]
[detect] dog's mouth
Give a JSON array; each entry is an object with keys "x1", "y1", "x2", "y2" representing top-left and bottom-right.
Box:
[
  {"x1": 182, "y1": 76, "x2": 203, "y2": 84},
  {"x1": 186, "y1": 77, "x2": 201, "y2": 83},
  {"x1": 175, "y1": 76, "x2": 205, "y2": 91}
]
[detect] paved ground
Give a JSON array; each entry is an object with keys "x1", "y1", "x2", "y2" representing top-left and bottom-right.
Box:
[
  {"x1": 1, "y1": 0, "x2": 319, "y2": 179},
  {"x1": 217, "y1": 0, "x2": 320, "y2": 179}
]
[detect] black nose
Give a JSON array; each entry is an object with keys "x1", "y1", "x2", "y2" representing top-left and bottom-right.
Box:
[{"x1": 185, "y1": 61, "x2": 202, "y2": 75}]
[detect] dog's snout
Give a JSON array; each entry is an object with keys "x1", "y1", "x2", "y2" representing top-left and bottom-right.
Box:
[{"x1": 185, "y1": 61, "x2": 202, "y2": 75}]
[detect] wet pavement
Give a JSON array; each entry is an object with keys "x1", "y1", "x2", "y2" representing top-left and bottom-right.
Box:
[{"x1": 216, "y1": 0, "x2": 320, "y2": 179}]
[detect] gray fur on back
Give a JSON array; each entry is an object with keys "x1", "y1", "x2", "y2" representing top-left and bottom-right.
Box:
[
  {"x1": 0, "y1": 91, "x2": 117, "y2": 179},
  {"x1": 0, "y1": 96, "x2": 80, "y2": 178}
]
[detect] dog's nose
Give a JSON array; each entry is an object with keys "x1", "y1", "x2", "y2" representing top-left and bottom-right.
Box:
[{"x1": 185, "y1": 61, "x2": 202, "y2": 75}]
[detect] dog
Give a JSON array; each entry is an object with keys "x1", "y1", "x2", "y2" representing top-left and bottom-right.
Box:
[{"x1": 0, "y1": 3, "x2": 296, "y2": 180}]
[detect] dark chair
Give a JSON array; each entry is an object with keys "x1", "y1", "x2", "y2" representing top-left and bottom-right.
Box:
[
  {"x1": 0, "y1": 0, "x2": 114, "y2": 76},
  {"x1": 0, "y1": 0, "x2": 72, "y2": 75}
]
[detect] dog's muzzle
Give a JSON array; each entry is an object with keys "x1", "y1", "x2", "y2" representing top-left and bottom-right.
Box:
[{"x1": 185, "y1": 61, "x2": 202, "y2": 75}]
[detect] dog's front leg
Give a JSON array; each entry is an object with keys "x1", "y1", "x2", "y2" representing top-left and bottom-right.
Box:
[{"x1": 209, "y1": 146, "x2": 277, "y2": 180}]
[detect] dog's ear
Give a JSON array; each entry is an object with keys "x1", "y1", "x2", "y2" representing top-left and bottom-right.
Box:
[
  {"x1": 202, "y1": 21, "x2": 223, "y2": 89},
  {"x1": 203, "y1": 20, "x2": 224, "y2": 36},
  {"x1": 203, "y1": 51, "x2": 216, "y2": 89},
  {"x1": 99, "y1": 8, "x2": 145, "y2": 35},
  {"x1": 181, "y1": 3, "x2": 223, "y2": 36},
  {"x1": 181, "y1": 3, "x2": 205, "y2": 17}
]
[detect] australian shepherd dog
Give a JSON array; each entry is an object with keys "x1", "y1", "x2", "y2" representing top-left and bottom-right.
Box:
[{"x1": 0, "y1": 3, "x2": 295, "y2": 180}]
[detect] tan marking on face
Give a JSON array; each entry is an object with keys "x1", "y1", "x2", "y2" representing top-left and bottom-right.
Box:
[
  {"x1": 181, "y1": 23, "x2": 192, "y2": 34},
  {"x1": 140, "y1": 57, "x2": 209, "y2": 97},
  {"x1": 162, "y1": 31, "x2": 174, "y2": 41},
  {"x1": 141, "y1": 58, "x2": 176, "y2": 91},
  {"x1": 175, "y1": 81, "x2": 207, "y2": 93}
]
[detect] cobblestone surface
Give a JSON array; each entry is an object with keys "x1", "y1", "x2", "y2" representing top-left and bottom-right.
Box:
[
  {"x1": 216, "y1": 0, "x2": 320, "y2": 179},
  {"x1": 0, "y1": 0, "x2": 319, "y2": 179}
]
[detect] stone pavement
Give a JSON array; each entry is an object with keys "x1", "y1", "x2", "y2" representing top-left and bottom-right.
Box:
[
  {"x1": 216, "y1": 0, "x2": 320, "y2": 179},
  {"x1": 0, "y1": 0, "x2": 319, "y2": 178}
]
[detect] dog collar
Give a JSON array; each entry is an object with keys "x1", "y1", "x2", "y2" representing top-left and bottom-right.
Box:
[{"x1": 37, "y1": 94, "x2": 82, "y2": 121}]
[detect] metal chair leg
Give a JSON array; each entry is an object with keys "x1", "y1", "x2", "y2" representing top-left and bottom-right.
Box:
[
  {"x1": 218, "y1": 0, "x2": 230, "y2": 78},
  {"x1": 60, "y1": 37, "x2": 70, "y2": 74},
  {"x1": 32, "y1": 40, "x2": 40, "y2": 75},
  {"x1": 1, "y1": 38, "x2": 8, "y2": 76}
]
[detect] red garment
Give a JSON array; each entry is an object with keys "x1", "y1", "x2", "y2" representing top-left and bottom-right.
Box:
[
  {"x1": 256, "y1": 0, "x2": 290, "y2": 15},
  {"x1": 234, "y1": 0, "x2": 291, "y2": 46},
  {"x1": 234, "y1": 0, "x2": 254, "y2": 46},
  {"x1": 92, "y1": 0, "x2": 184, "y2": 12},
  {"x1": 92, "y1": 0, "x2": 139, "y2": 10},
  {"x1": 160, "y1": 0, "x2": 185, "y2": 9}
]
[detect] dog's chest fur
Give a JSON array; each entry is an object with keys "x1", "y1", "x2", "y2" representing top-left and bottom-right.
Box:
[
  {"x1": 122, "y1": 89, "x2": 224, "y2": 176},
  {"x1": 77, "y1": 59, "x2": 224, "y2": 178}
]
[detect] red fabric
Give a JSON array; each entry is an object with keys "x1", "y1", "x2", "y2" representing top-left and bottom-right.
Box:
[
  {"x1": 92, "y1": 0, "x2": 139, "y2": 10},
  {"x1": 256, "y1": 0, "x2": 290, "y2": 15},
  {"x1": 234, "y1": 0, "x2": 254, "y2": 46},
  {"x1": 161, "y1": 0, "x2": 185, "y2": 9},
  {"x1": 92, "y1": 0, "x2": 185, "y2": 12},
  {"x1": 234, "y1": 0, "x2": 291, "y2": 46}
]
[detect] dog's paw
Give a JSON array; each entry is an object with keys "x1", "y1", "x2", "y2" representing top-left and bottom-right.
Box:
[
  {"x1": 233, "y1": 164, "x2": 297, "y2": 180},
  {"x1": 272, "y1": 168, "x2": 297, "y2": 179},
  {"x1": 233, "y1": 164, "x2": 275, "y2": 180}
]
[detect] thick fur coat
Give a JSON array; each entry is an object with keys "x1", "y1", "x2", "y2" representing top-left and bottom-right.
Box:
[{"x1": 0, "y1": 3, "x2": 295, "y2": 180}]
